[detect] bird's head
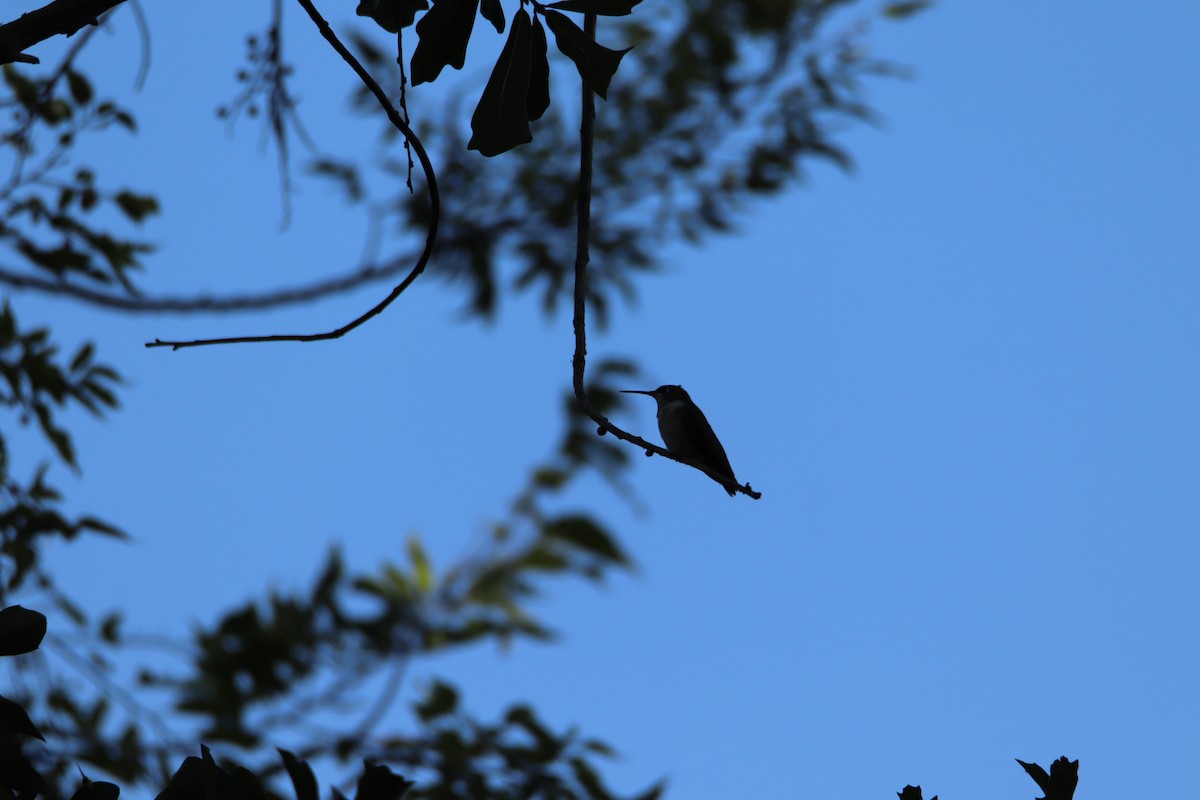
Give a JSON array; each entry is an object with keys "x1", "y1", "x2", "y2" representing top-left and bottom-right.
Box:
[{"x1": 620, "y1": 385, "x2": 691, "y2": 406}]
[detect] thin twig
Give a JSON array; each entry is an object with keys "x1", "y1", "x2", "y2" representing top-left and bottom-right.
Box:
[
  {"x1": 145, "y1": 0, "x2": 439, "y2": 351},
  {"x1": 568, "y1": 13, "x2": 760, "y2": 500}
]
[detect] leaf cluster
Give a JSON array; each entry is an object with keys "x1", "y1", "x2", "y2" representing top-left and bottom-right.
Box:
[
  {"x1": 368, "y1": 0, "x2": 640, "y2": 157},
  {"x1": 322, "y1": 0, "x2": 897, "y2": 324},
  {"x1": 0, "y1": 303, "x2": 123, "y2": 599},
  {"x1": 0, "y1": 63, "x2": 156, "y2": 293}
]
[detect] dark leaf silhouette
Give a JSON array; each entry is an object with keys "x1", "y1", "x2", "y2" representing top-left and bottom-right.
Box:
[
  {"x1": 468, "y1": 10, "x2": 533, "y2": 156},
  {"x1": 411, "y1": 0, "x2": 479, "y2": 85},
  {"x1": 0, "y1": 605, "x2": 47, "y2": 655},
  {"x1": 480, "y1": 0, "x2": 505, "y2": 33},
  {"x1": 354, "y1": 762, "x2": 414, "y2": 800},
  {"x1": 527, "y1": 15, "x2": 551, "y2": 121},
  {"x1": 1017, "y1": 756, "x2": 1079, "y2": 800},
  {"x1": 71, "y1": 773, "x2": 120, "y2": 800},
  {"x1": 356, "y1": 0, "x2": 429, "y2": 33},
  {"x1": 542, "y1": 9, "x2": 631, "y2": 100},
  {"x1": 547, "y1": 0, "x2": 643, "y2": 15},
  {"x1": 278, "y1": 750, "x2": 318, "y2": 800},
  {"x1": 0, "y1": 695, "x2": 44, "y2": 740}
]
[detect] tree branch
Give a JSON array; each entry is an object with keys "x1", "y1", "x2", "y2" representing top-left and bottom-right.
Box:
[
  {"x1": 567, "y1": 14, "x2": 760, "y2": 500},
  {"x1": 0, "y1": 0, "x2": 125, "y2": 65},
  {"x1": 145, "y1": 0, "x2": 439, "y2": 351}
]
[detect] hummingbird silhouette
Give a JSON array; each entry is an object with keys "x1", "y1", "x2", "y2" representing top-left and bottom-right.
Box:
[{"x1": 621, "y1": 385, "x2": 738, "y2": 496}]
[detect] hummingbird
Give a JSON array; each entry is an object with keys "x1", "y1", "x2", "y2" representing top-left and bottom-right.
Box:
[{"x1": 621, "y1": 385, "x2": 738, "y2": 496}]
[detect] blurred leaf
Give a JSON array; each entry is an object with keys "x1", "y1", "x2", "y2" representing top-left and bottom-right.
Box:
[
  {"x1": 546, "y1": 0, "x2": 642, "y2": 14},
  {"x1": 0, "y1": 605, "x2": 47, "y2": 655},
  {"x1": 411, "y1": 0, "x2": 479, "y2": 85},
  {"x1": 468, "y1": 10, "x2": 533, "y2": 156},
  {"x1": 65, "y1": 69, "x2": 93, "y2": 105},
  {"x1": 114, "y1": 191, "x2": 160, "y2": 223},
  {"x1": 883, "y1": 1, "x2": 933, "y2": 19},
  {"x1": 542, "y1": 9, "x2": 631, "y2": 100},
  {"x1": 353, "y1": 761, "x2": 414, "y2": 800},
  {"x1": 544, "y1": 516, "x2": 629, "y2": 566},
  {"x1": 407, "y1": 536, "x2": 433, "y2": 593},
  {"x1": 0, "y1": 694, "x2": 45, "y2": 740},
  {"x1": 414, "y1": 680, "x2": 458, "y2": 722}
]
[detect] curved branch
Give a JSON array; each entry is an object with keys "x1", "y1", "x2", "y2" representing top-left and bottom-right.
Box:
[
  {"x1": 567, "y1": 14, "x2": 760, "y2": 500},
  {"x1": 145, "y1": 0, "x2": 439, "y2": 351}
]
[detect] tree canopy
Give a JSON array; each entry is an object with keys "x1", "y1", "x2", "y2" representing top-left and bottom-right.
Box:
[{"x1": 0, "y1": 1, "x2": 1079, "y2": 798}]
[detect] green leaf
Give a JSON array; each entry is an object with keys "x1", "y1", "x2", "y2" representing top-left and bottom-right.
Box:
[
  {"x1": 468, "y1": 10, "x2": 533, "y2": 156},
  {"x1": 544, "y1": 516, "x2": 629, "y2": 566},
  {"x1": 527, "y1": 15, "x2": 550, "y2": 121},
  {"x1": 407, "y1": 536, "x2": 433, "y2": 593},
  {"x1": 411, "y1": 0, "x2": 479, "y2": 85},
  {"x1": 0, "y1": 606, "x2": 47, "y2": 655},
  {"x1": 356, "y1": 0, "x2": 429, "y2": 32},
  {"x1": 541, "y1": 9, "x2": 631, "y2": 100},
  {"x1": 480, "y1": 0, "x2": 505, "y2": 33},
  {"x1": 546, "y1": 0, "x2": 642, "y2": 15},
  {"x1": 883, "y1": 1, "x2": 934, "y2": 19}
]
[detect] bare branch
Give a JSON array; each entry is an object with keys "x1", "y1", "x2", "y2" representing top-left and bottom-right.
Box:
[
  {"x1": 145, "y1": 0, "x2": 439, "y2": 351},
  {"x1": 567, "y1": 14, "x2": 761, "y2": 500},
  {"x1": 0, "y1": 0, "x2": 125, "y2": 65}
]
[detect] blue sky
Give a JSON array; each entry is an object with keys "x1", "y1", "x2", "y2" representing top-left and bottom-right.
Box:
[{"x1": 6, "y1": 1, "x2": 1198, "y2": 799}]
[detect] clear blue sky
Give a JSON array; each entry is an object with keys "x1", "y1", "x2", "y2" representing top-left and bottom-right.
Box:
[{"x1": 7, "y1": 2, "x2": 1198, "y2": 799}]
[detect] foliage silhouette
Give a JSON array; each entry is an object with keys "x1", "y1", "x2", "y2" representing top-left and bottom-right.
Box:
[{"x1": 0, "y1": 0, "x2": 949, "y2": 797}]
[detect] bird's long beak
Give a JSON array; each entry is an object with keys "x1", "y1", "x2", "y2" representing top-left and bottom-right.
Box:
[{"x1": 620, "y1": 389, "x2": 655, "y2": 396}]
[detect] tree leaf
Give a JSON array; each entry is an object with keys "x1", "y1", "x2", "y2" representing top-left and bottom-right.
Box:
[
  {"x1": 468, "y1": 10, "x2": 533, "y2": 156},
  {"x1": 882, "y1": 1, "x2": 933, "y2": 20},
  {"x1": 0, "y1": 605, "x2": 47, "y2": 655},
  {"x1": 355, "y1": 0, "x2": 429, "y2": 33},
  {"x1": 542, "y1": 9, "x2": 631, "y2": 100},
  {"x1": 546, "y1": 0, "x2": 642, "y2": 15},
  {"x1": 70, "y1": 773, "x2": 119, "y2": 800},
  {"x1": 411, "y1": 0, "x2": 479, "y2": 86},
  {"x1": 278, "y1": 749, "x2": 318, "y2": 800},
  {"x1": 527, "y1": 15, "x2": 550, "y2": 121},
  {"x1": 0, "y1": 695, "x2": 44, "y2": 740},
  {"x1": 480, "y1": 0, "x2": 505, "y2": 33},
  {"x1": 544, "y1": 516, "x2": 629, "y2": 565},
  {"x1": 354, "y1": 761, "x2": 414, "y2": 800},
  {"x1": 414, "y1": 680, "x2": 458, "y2": 722}
]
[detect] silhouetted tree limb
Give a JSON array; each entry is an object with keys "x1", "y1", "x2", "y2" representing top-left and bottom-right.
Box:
[
  {"x1": 566, "y1": 13, "x2": 761, "y2": 500},
  {"x1": 0, "y1": 0, "x2": 124, "y2": 65},
  {"x1": 145, "y1": 0, "x2": 439, "y2": 351},
  {"x1": 1, "y1": 220, "x2": 519, "y2": 314}
]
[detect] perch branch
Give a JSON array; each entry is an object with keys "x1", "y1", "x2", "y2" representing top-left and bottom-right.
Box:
[{"x1": 567, "y1": 13, "x2": 760, "y2": 500}]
